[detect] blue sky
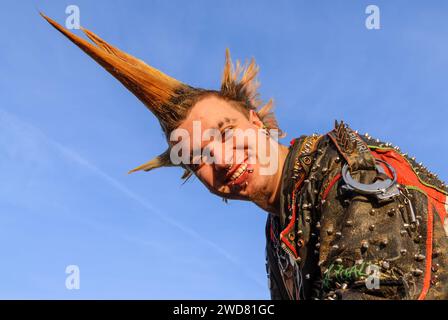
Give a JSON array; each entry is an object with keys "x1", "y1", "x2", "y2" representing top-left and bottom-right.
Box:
[{"x1": 0, "y1": 1, "x2": 446, "y2": 299}]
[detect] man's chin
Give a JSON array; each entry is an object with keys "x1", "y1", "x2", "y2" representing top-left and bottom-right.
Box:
[
  {"x1": 212, "y1": 182, "x2": 259, "y2": 201},
  {"x1": 215, "y1": 189, "x2": 250, "y2": 201},
  {"x1": 223, "y1": 193, "x2": 249, "y2": 201}
]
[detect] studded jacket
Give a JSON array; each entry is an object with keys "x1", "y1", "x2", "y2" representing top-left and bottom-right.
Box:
[{"x1": 265, "y1": 122, "x2": 448, "y2": 300}]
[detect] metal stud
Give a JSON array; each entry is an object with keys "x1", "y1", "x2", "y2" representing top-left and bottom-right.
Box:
[
  {"x1": 326, "y1": 229, "x2": 334, "y2": 236},
  {"x1": 332, "y1": 244, "x2": 340, "y2": 250},
  {"x1": 414, "y1": 235, "x2": 423, "y2": 243},
  {"x1": 369, "y1": 209, "x2": 376, "y2": 216},
  {"x1": 432, "y1": 249, "x2": 441, "y2": 258},
  {"x1": 361, "y1": 241, "x2": 369, "y2": 252},
  {"x1": 400, "y1": 249, "x2": 407, "y2": 256},
  {"x1": 412, "y1": 269, "x2": 423, "y2": 277},
  {"x1": 369, "y1": 224, "x2": 375, "y2": 231},
  {"x1": 432, "y1": 263, "x2": 440, "y2": 273},
  {"x1": 381, "y1": 261, "x2": 390, "y2": 270},
  {"x1": 345, "y1": 220, "x2": 354, "y2": 227},
  {"x1": 414, "y1": 254, "x2": 425, "y2": 262}
]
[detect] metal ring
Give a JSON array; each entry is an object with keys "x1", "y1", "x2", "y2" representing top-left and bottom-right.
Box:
[{"x1": 342, "y1": 159, "x2": 397, "y2": 195}]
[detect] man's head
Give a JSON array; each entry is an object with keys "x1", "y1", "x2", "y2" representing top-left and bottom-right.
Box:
[
  {"x1": 174, "y1": 93, "x2": 282, "y2": 203},
  {"x1": 42, "y1": 14, "x2": 285, "y2": 206}
]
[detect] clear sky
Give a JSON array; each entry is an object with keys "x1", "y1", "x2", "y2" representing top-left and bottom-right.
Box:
[{"x1": 0, "y1": 0, "x2": 447, "y2": 299}]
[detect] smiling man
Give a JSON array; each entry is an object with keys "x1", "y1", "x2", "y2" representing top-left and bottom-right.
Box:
[
  {"x1": 42, "y1": 14, "x2": 448, "y2": 300},
  {"x1": 169, "y1": 95, "x2": 289, "y2": 212}
]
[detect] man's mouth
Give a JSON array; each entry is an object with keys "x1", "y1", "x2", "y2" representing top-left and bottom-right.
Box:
[{"x1": 225, "y1": 159, "x2": 253, "y2": 187}]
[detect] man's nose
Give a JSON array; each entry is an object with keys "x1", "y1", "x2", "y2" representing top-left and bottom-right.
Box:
[
  {"x1": 212, "y1": 151, "x2": 232, "y2": 172},
  {"x1": 211, "y1": 146, "x2": 236, "y2": 172}
]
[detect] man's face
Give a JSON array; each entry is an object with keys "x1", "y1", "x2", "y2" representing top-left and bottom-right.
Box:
[{"x1": 173, "y1": 95, "x2": 280, "y2": 202}]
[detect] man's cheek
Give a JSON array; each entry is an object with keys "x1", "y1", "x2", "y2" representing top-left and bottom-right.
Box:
[{"x1": 199, "y1": 178, "x2": 218, "y2": 194}]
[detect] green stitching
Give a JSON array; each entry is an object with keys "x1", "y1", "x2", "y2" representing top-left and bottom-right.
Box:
[{"x1": 323, "y1": 262, "x2": 369, "y2": 290}]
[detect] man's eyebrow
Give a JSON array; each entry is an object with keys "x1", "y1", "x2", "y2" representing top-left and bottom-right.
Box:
[
  {"x1": 188, "y1": 118, "x2": 237, "y2": 161},
  {"x1": 218, "y1": 117, "x2": 236, "y2": 129}
]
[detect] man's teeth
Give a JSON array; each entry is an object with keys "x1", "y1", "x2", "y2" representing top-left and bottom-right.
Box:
[{"x1": 230, "y1": 163, "x2": 247, "y2": 181}]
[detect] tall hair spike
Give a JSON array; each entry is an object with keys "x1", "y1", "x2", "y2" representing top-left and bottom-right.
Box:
[
  {"x1": 40, "y1": 13, "x2": 195, "y2": 128},
  {"x1": 128, "y1": 149, "x2": 173, "y2": 174},
  {"x1": 42, "y1": 14, "x2": 284, "y2": 176}
]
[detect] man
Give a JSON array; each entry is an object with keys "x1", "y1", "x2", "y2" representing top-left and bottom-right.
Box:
[{"x1": 42, "y1": 14, "x2": 448, "y2": 300}]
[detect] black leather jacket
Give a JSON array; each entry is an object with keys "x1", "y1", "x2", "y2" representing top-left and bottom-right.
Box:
[{"x1": 265, "y1": 122, "x2": 448, "y2": 300}]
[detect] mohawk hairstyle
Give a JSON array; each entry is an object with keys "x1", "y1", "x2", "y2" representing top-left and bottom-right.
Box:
[
  {"x1": 41, "y1": 13, "x2": 284, "y2": 179},
  {"x1": 220, "y1": 49, "x2": 283, "y2": 137}
]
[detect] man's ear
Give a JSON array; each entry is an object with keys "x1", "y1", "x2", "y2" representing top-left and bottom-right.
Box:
[{"x1": 249, "y1": 110, "x2": 264, "y2": 129}]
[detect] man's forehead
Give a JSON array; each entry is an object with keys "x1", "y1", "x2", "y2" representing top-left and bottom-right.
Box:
[
  {"x1": 186, "y1": 96, "x2": 242, "y2": 122},
  {"x1": 183, "y1": 117, "x2": 236, "y2": 132}
]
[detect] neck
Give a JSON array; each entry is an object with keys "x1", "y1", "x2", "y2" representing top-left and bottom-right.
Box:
[{"x1": 254, "y1": 143, "x2": 290, "y2": 215}]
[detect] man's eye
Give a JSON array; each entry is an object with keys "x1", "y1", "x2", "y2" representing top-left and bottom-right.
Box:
[{"x1": 222, "y1": 127, "x2": 234, "y2": 140}]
